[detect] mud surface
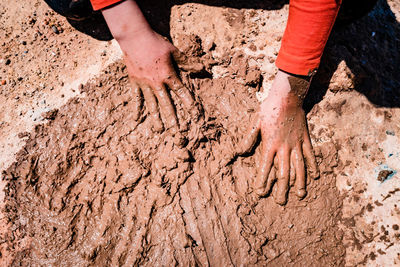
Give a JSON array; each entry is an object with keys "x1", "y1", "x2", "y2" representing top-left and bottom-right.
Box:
[
  {"x1": 3, "y1": 56, "x2": 346, "y2": 265},
  {"x1": 1, "y1": 0, "x2": 400, "y2": 266}
]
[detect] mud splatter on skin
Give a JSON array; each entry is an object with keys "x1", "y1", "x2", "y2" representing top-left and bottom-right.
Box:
[
  {"x1": 287, "y1": 74, "x2": 311, "y2": 102},
  {"x1": 2, "y1": 54, "x2": 345, "y2": 265}
]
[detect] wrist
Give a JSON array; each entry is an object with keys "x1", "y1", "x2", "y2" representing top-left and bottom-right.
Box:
[
  {"x1": 102, "y1": 0, "x2": 153, "y2": 42},
  {"x1": 115, "y1": 26, "x2": 156, "y2": 49},
  {"x1": 266, "y1": 70, "x2": 310, "y2": 104}
]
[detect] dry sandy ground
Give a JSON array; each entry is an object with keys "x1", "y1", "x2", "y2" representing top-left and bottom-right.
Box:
[{"x1": 1, "y1": 0, "x2": 400, "y2": 266}]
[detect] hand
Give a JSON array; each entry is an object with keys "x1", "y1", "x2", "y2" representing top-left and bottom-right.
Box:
[
  {"x1": 102, "y1": 1, "x2": 197, "y2": 133},
  {"x1": 118, "y1": 30, "x2": 197, "y2": 133},
  {"x1": 235, "y1": 70, "x2": 319, "y2": 205}
]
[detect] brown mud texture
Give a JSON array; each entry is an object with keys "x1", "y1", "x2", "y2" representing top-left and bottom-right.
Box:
[
  {"x1": 2, "y1": 52, "x2": 345, "y2": 266},
  {"x1": 2, "y1": 0, "x2": 400, "y2": 265},
  {"x1": 9, "y1": 0, "x2": 400, "y2": 264}
]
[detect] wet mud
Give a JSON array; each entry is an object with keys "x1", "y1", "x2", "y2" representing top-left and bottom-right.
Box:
[
  {"x1": 2, "y1": 1, "x2": 400, "y2": 266},
  {"x1": 3, "y1": 53, "x2": 345, "y2": 265}
]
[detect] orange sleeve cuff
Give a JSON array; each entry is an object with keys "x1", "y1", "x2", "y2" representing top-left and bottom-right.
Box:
[
  {"x1": 90, "y1": 0, "x2": 124, "y2": 11},
  {"x1": 276, "y1": 0, "x2": 341, "y2": 76}
]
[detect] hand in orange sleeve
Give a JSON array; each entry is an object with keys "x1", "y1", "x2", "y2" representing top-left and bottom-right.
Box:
[{"x1": 101, "y1": 1, "x2": 199, "y2": 133}]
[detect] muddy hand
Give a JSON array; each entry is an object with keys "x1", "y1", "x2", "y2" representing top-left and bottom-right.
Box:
[
  {"x1": 102, "y1": 1, "x2": 198, "y2": 133},
  {"x1": 122, "y1": 34, "x2": 197, "y2": 133},
  {"x1": 235, "y1": 70, "x2": 319, "y2": 205}
]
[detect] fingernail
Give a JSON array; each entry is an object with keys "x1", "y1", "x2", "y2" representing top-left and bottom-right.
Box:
[
  {"x1": 255, "y1": 187, "x2": 268, "y2": 198},
  {"x1": 174, "y1": 134, "x2": 188, "y2": 148},
  {"x1": 152, "y1": 124, "x2": 164, "y2": 133},
  {"x1": 223, "y1": 151, "x2": 236, "y2": 166},
  {"x1": 169, "y1": 125, "x2": 178, "y2": 135},
  {"x1": 174, "y1": 149, "x2": 190, "y2": 162},
  {"x1": 133, "y1": 111, "x2": 141, "y2": 121},
  {"x1": 311, "y1": 170, "x2": 320, "y2": 180},
  {"x1": 296, "y1": 188, "x2": 307, "y2": 199},
  {"x1": 274, "y1": 195, "x2": 287, "y2": 205}
]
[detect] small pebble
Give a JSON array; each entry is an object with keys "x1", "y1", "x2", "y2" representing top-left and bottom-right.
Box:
[
  {"x1": 51, "y1": 25, "x2": 59, "y2": 34},
  {"x1": 377, "y1": 170, "x2": 393, "y2": 182},
  {"x1": 1, "y1": 80, "x2": 6, "y2": 85},
  {"x1": 5, "y1": 59, "x2": 11, "y2": 65},
  {"x1": 386, "y1": 130, "x2": 395, "y2": 136}
]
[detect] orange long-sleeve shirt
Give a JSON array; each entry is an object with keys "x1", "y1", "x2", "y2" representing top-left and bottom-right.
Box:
[
  {"x1": 90, "y1": 0, "x2": 341, "y2": 76},
  {"x1": 91, "y1": 0, "x2": 122, "y2": 10},
  {"x1": 276, "y1": 0, "x2": 341, "y2": 75}
]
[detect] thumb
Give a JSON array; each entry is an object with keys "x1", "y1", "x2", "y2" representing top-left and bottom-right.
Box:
[{"x1": 172, "y1": 50, "x2": 204, "y2": 73}]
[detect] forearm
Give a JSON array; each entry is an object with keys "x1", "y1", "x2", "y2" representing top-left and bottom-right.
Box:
[{"x1": 101, "y1": 0, "x2": 152, "y2": 42}]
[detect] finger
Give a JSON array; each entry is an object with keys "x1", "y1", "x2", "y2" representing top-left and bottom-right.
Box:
[
  {"x1": 164, "y1": 75, "x2": 196, "y2": 111},
  {"x1": 236, "y1": 114, "x2": 260, "y2": 156},
  {"x1": 131, "y1": 81, "x2": 143, "y2": 121},
  {"x1": 262, "y1": 165, "x2": 277, "y2": 197},
  {"x1": 289, "y1": 153, "x2": 296, "y2": 187},
  {"x1": 254, "y1": 149, "x2": 275, "y2": 197},
  {"x1": 293, "y1": 146, "x2": 307, "y2": 199},
  {"x1": 141, "y1": 85, "x2": 164, "y2": 133},
  {"x1": 267, "y1": 157, "x2": 278, "y2": 197},
  {"x1": 172, "y1": 50, "x2": 204, "y2": 73},
  {"x1": 275, "y1": 149, "x2": 290, "y2": 205},
  {"x1": 303, "y1": 132, "x2": 320, "y2": 180},
  {"x1": 152, "y1": 85, "x2": 179, "y2": 133}
]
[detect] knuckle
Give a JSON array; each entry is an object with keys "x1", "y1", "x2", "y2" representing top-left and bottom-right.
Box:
[
  {"x1": 152, "y1": 86, "x2": 164, "y2": 93},
  {"x1": 164, "y1": 73, "x2": 179, "y2": 85},
  {"x1": 175, "y1": 87, "x2": 186, "y2": 95}
]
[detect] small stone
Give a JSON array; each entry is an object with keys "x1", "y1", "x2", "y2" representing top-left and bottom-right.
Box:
[
  {"x1": 5, "y1": 59, "x2": 11, "y2": 65},
  {"x1": 377, "y1": 170, "x2": 393, "y2": 182},
  {"x1": 18, "y1": 132, "x2": 30, "y2": 139},
  {"x1": 1, "y1": 80, "x2": 6, "y2": 85},
  {"x1": 268, "y1": 56, "x2": 275, "y2": 63},
  {"x1": 386, "y1": 130, "x2": 395, "y2": 136},
  {"x1": 51, "y1": 25, "x2": 59, "y2": 34}
]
